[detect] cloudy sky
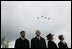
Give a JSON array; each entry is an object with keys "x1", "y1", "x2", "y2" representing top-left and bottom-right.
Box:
[{"x1": 1, "y1": 1, "x2": 71, "y2": 48}]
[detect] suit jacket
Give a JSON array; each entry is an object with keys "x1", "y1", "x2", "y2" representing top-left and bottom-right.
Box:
[
  {"x1": 48, "y1": 41, "x2": 58, "y2": 48},
  {"x1": 58, "y1": 41, "x2": 68, "y2": 48},
  {"x1": 15, "y1": 37, "x2": 29, "y2": 48},
  {"x1": 31, "y1": 37, "x2": 46, "y2": 48}
]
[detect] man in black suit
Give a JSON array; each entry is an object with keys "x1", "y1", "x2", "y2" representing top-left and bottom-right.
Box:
[
  {"x1": 15, "y1": 31, "x2": 29, "y2": 48},
  {"x1": 46, "y1": 33, "x2": 57, "y2": 48},
  {"x1": 31, "y1": 30, "x2": 46, "y2": 48},
  {"x1": 58, "y1": 35, "x2": 68, "y2": 48}
]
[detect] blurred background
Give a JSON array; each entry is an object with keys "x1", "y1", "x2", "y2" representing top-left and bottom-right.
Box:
[{"x1": 1, "y1": 1, "x2": 71, "y2": 48}]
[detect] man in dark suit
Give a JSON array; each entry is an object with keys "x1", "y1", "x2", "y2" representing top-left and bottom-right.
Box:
[
  {"x1": 31, "y1": 30, "x2": 46, "y2": 48},
  {"x1": 46, "y1": 33, "x2": 58, "y2": 48},
  {"x1": 58, "y1": 35, "x2": 68, "y2": 48},
  {"x1": 15, "y1": 31, "x2": 29, "y2": 48}
]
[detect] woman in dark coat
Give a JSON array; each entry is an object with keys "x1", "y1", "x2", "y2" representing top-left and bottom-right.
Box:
[{"x1": 46, "y1": 33, "x2": 58, "y2": 48}]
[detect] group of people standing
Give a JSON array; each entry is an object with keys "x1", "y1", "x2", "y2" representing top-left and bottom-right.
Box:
[{"x1": 15, "y1": 30, "x2": 68, "y2": 48}]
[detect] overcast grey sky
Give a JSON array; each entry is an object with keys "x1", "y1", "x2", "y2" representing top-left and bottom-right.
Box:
[{"x1": 1, "y1": 1, "x2": 71, "y2": 48}]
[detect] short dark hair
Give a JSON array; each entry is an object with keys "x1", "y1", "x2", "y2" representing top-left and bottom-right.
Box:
[
  {"x1": 20, "y1": 31, "x2": 25, "y2": 34},
  {"x1": 58, "y1": 35, "x2": 63, "y2": 40}
]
